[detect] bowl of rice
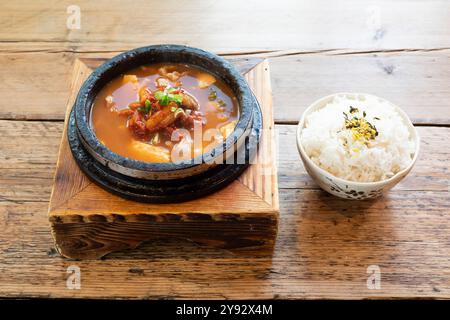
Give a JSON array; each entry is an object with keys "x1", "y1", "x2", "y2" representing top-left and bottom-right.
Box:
[{"x1": 297, "y1": 93, "x2": 419, "y2": 200}]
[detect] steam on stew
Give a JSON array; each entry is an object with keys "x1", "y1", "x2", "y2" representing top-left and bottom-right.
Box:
[{"x1": 91, "y1": 63, "x2": 239, "y2": 162}]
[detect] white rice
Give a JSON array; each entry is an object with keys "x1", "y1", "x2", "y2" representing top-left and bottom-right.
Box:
[{"x1": 300, "y1": 94, "x2": 416, "y2": 182}]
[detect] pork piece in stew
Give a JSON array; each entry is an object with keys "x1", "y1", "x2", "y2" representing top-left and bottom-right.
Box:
[{"x1": 91, "y1": 63, "x2": 239, "y2": 162}]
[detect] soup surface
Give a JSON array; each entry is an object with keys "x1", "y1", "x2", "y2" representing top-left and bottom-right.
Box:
[{"x1": 91, "y1": 63, "x2": 239, "y2": 162}]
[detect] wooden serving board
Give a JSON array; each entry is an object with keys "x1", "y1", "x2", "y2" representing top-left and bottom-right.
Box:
[{"x1": 48, "y1": 58, "x2": 279, "y2": 259}]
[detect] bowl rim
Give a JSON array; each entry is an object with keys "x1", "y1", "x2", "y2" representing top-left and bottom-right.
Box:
[
  {"x1": 74, "y1": 44, "x2": 255, "y2": 174},
  {"x1": 296, "y1": 92, "x2": 421, "y2": 187}
]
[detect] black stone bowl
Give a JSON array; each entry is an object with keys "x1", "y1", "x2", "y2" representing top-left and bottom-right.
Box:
[
  {"x1": 70, "y1": 44, "x2": 262, "y2": 203},
  {"x1": 74, "y1": 44, "x2": 257, "y2": 180}
]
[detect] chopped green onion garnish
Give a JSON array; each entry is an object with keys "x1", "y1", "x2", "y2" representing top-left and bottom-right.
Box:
[
  {"x1": 217, "y1": 99, "x2": 227, "y2": 107},
  {"x1": 168, "y1": 93, "x2": 183, "y2": 105},
  {"x1": 155, "y1": 87, "x2": 183, "y2": 106},
  {"x1": 349, "y1": 106, "x2": 359, "y2": 114},
  {"x1": 144, "y1": 99, "x2": 152, "y2": 113},
  {"x1": 208, "y1": 89, "x2": 217, "y2": 101},
  {"x1": 138, "y1": 99, "x2": 152, "y2": 114}
]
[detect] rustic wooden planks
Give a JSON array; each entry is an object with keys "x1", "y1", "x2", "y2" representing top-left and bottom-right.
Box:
[
  {"x1": 1, "y1": 191, "x2": 449, "y2": 298},
  {"x1": 270, "y1": 50, "x2": 450, "y2": 124},
  {"x1": 0, "y1": 50, "x2": 449, "y2": 124},
  {"x1": 1, "y1": 122, "x2": 449, "y2": 200},
  {"x1": 1, "y1": 0, "x2": 450, "y2": 299},
  {"x1": 1, "y1": 0, "x2": 449, "y2": 52},
  {"x1": 1, "y1": 118, "x2": 449, "y2": 297}
]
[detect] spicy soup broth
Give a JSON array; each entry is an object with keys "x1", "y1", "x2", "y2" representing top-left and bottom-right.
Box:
[{"x1": 91, "y1": 63, "x2": 239, "y2": 163}]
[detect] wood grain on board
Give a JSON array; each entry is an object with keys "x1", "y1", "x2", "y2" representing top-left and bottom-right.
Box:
[
  {"x1": 47, "y1": 59, "x2": 279, "y2": 259},
  {"x1": 1, "y1": 0, "x2": 449, "y2": 299}
]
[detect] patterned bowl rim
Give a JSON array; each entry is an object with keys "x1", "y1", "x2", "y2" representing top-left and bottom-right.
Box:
[{"x1": 296, "y1": 92, "x2": 421, "y2": 187}]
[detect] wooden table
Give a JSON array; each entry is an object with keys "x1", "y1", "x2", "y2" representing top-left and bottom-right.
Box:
[{"x1": 0, "y1": 0, "x2": 449, "y2": 299}]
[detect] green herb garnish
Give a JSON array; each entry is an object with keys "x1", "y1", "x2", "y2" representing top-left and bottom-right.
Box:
[
  {"x1": 138, "y1": 99, "x2": 152, "y2": 114},
  {"x1": 349, "y1": 106, "x2": 359, "y2": 114},
  {"x1": 343, "y1": 107, "x2": 378, "y2": 143},
  {"x1": 217, "y1": 99, "x2": 227, "y2": 107},
  {"x1": 154, "y1": 91, "x2": 169, "y2": 105},
  {"x1": 154, "y1": 87, "x2": 183, "y2": 106},
  {"x1": 169, "y1": 93, "x2": 183, "y2": 105},
  {"x1": 144, "y1": 99, "x2": 152, "y2": 113},
  {"x1": 208, "y1": 89, "x2": 217, "y2": 101}
]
